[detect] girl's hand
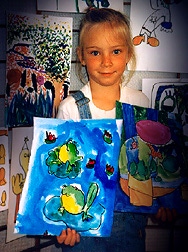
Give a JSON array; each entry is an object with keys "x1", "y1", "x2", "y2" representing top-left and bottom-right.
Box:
[
  {"x1": 155, "y1": 207, "x2": 177, "y2": 223},
  {"x1": 57, "y1": 228, "x2": 80, "y2": 246}
]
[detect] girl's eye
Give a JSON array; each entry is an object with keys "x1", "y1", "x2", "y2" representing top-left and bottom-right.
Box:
[
  {"x1": 91, "y1": 51, "x2": 99, "y2": 56},
  {"x1": 113, "y1": 49, "x2": 121, "y2": 55}
]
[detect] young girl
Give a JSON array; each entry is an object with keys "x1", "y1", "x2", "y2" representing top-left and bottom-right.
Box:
[{"x1": 56, "y1": 7, "x2": 176, "y2": 251}]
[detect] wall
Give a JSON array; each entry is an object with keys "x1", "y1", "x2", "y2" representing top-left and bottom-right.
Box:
[{"x1": 0, "y1": 0, "x2": 188, "y2": 251}]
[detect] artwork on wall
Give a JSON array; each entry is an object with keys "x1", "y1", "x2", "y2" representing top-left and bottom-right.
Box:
[
  {"x1": 37, "y1": 0, "x2": 124, "y2": 13},
  {"x1": 6, "y1": 127, "x2": 33, "y2": 242},
  {"x1": 5, "y1": 13, "x2": 72, "y2": 127},
  {"x1": 130, "y1": 0, "x2": 188, "y2": 73},
  {"x1": 114, "y1": 101, "x2": 188, "y2": 214},
  {"x1": 15, "y1": 117, "x2": 122, "y2": 236},
  {"x1": 0, "y1": 129, "x2": 9, "y2": 212}
]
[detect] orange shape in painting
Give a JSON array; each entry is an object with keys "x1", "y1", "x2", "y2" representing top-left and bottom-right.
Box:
[
  {"x1": 0, "y1": 144, "x2": 5, "y2": 164},
  {"x1": 7, "y1": 68, "x2": 22, "y2": 91},
  {"x1": 0, "y1": 167, "x2": 6, "y2": 186},
  {"x1": 133, "y1": 35, "x2": 145, "y2": 45},
  {"x1": 120, "y1": 177, "x2": 176, "y2": 206},
  {"x1": 147, "y1": 37, "x2": 159, "y2": 47},
  {"x1": 128, "y1": 174, "x2": 153, "y2": 206}
]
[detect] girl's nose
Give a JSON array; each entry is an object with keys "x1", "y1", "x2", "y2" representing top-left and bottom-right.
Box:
[{"x1": 101, "y1": 54, "x2": 112, "y2": 67}]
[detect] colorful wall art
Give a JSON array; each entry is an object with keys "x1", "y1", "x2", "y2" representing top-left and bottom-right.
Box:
[
  {"x1": 5, "y1": 13, "x2": 72, "y2": 127},
  {"x1": 130, "y1": 0, "x2": 188, "y2": 73},
  {"x1": 15, "y1": 117, "x2": 122, "y2": 236},
  {"x1": 115, "y1": 101, "x2": 188, "y2": 214},
  {"x1": 6, "y1": 127, "x2": 33, "y2": 242},
  {"x1": 37, "y1": 0, "x2": 124, "y2": 13},
  {"x1": 142, "y1": 79, "x2": 188, "y2": 160},
  {"x1": 0, "y1": 129, "x2": 9, "y2": 212}
]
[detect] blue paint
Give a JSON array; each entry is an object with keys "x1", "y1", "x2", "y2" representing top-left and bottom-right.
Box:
[{"x1": 15, "y1": 117, "x2": 122, "y2": 236}]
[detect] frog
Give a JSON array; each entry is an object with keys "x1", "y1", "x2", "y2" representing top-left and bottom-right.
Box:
[
  {"x1": 59, "y1": 139, "x2": 83, "y2": 173},
  {"x1": 59, "y1": 182, "x2": 99, "y2": 221}
]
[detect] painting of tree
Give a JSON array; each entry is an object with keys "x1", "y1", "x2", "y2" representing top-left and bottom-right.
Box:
[{"x1": 6, "y1": 13, "x2": 72, "y2": 127}]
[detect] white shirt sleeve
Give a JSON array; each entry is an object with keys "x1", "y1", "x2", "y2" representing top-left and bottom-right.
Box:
[
  {"x1": 56, "y1": 84, "x2": 90, "y2": 120},
  {"x1": 56, "y1": 95, "x2": 80, "y2": 120},
  {"x1": 120, "y1": 86, "x2": 149, "y2": 108}
]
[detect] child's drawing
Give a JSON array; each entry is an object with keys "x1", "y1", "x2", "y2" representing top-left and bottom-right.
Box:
[
  {"x1": 37, "y1": 0, "x2": 124, "y2": 13},
  {"x1": 133, "y1": 0, "x2": 180, "y2": 47},
  {"x1": 74, "y1": 0, "x2": 110, "y2": 12},
  {"x1": 0, "y1": 129, "x2": 9, "y2": 211},
  {"x1": 12, "y1": 136, "x2": 30, "y2": 223},
  {"x1": 15, "y1": 117, "x2": 122, "y2": 236},
  {"x1": 46, "y1": 138, "x2": 83, "y2": 178},
  {"x1": 6, "y1": 13, "x2": 72, "y2": 127},
  {"x1": 6, "y1": 127, "x2": 33, "y2": 242},
  {"x1": 130, "y1": 0, "x2": 188, "y2": 72},
  {"x1": 142, "y1": 79, "x2": 188, "y2": 157},
  {"x1": 115, "y1": 101, "x2": 188, "y2": 214},
  {"x1": 58, "y1": 182, "x2": 99, "y2": 220}
]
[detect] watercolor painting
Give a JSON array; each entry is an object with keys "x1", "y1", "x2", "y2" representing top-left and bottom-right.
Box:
[
  {"x1": 142, "y1": 79, "x2": 188, "y2": 161},
  {"x1": 15, "y1": 117, "x2": 122, "y2": 236},
  {"x1": 5, "y1": 13, "x2": 72, "y2": 127},
  {"x1": 37, "y1": 0, "x2": 124, "y2": 13},
  {"x1": 0, "y1": 129, "x2": 9, "y2": 212},
  {"x1": 6, "y1": 127, "x2": 33, "y2": 242},
  {"x1": 115, "y1": 101, "x2": 188, "y2": 214},
  {"x1": 130, "y1": 0, "x2": 188, "y2": 73}
]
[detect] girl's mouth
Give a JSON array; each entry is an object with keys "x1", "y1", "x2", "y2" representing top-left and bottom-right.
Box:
[{"x1": 99, "y1": 72, "x2": 115, "y2": 76}]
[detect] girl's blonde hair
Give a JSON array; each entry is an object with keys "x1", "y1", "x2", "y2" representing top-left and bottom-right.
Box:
[{"x1": 76, "y1": 8, "x2": 136, "y2": 85}]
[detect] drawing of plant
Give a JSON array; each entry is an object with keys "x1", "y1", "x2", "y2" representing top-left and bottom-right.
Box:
[{"x1": 6, "y1": 13, "x2": 72, "y2": 126}]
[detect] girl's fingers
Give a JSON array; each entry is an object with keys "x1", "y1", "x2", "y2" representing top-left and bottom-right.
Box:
[
  {"x1": 155, "y1": 206, "x2": 163, "y2": 220},
  {"x1": 166, "y1": 208, "x2": 177, "y2": 222},
  {"x1": 56, "y1": 229, "x2": 67, "y2": 244},
  {"x1": 155, "y1": 207, "x2": 177, "y2": 222},
  {"x1": 66, "y1": 229, "x2": 79, "y2": 246},
  {"x1": 76, "y1": 232, "x2": 81, "y2": 243},
  {"x1": 57, "y1": 228, "x2": 80, "y2": 246}
]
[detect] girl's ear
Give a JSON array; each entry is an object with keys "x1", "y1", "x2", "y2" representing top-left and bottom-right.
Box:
[{"x1": 77, "y1": 47, "x2": 86, "y2": 66}]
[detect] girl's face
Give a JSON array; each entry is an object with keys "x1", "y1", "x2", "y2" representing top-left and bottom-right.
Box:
[{"x1": 77, "y1": 23, "x2": 130, "y2": 88}]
